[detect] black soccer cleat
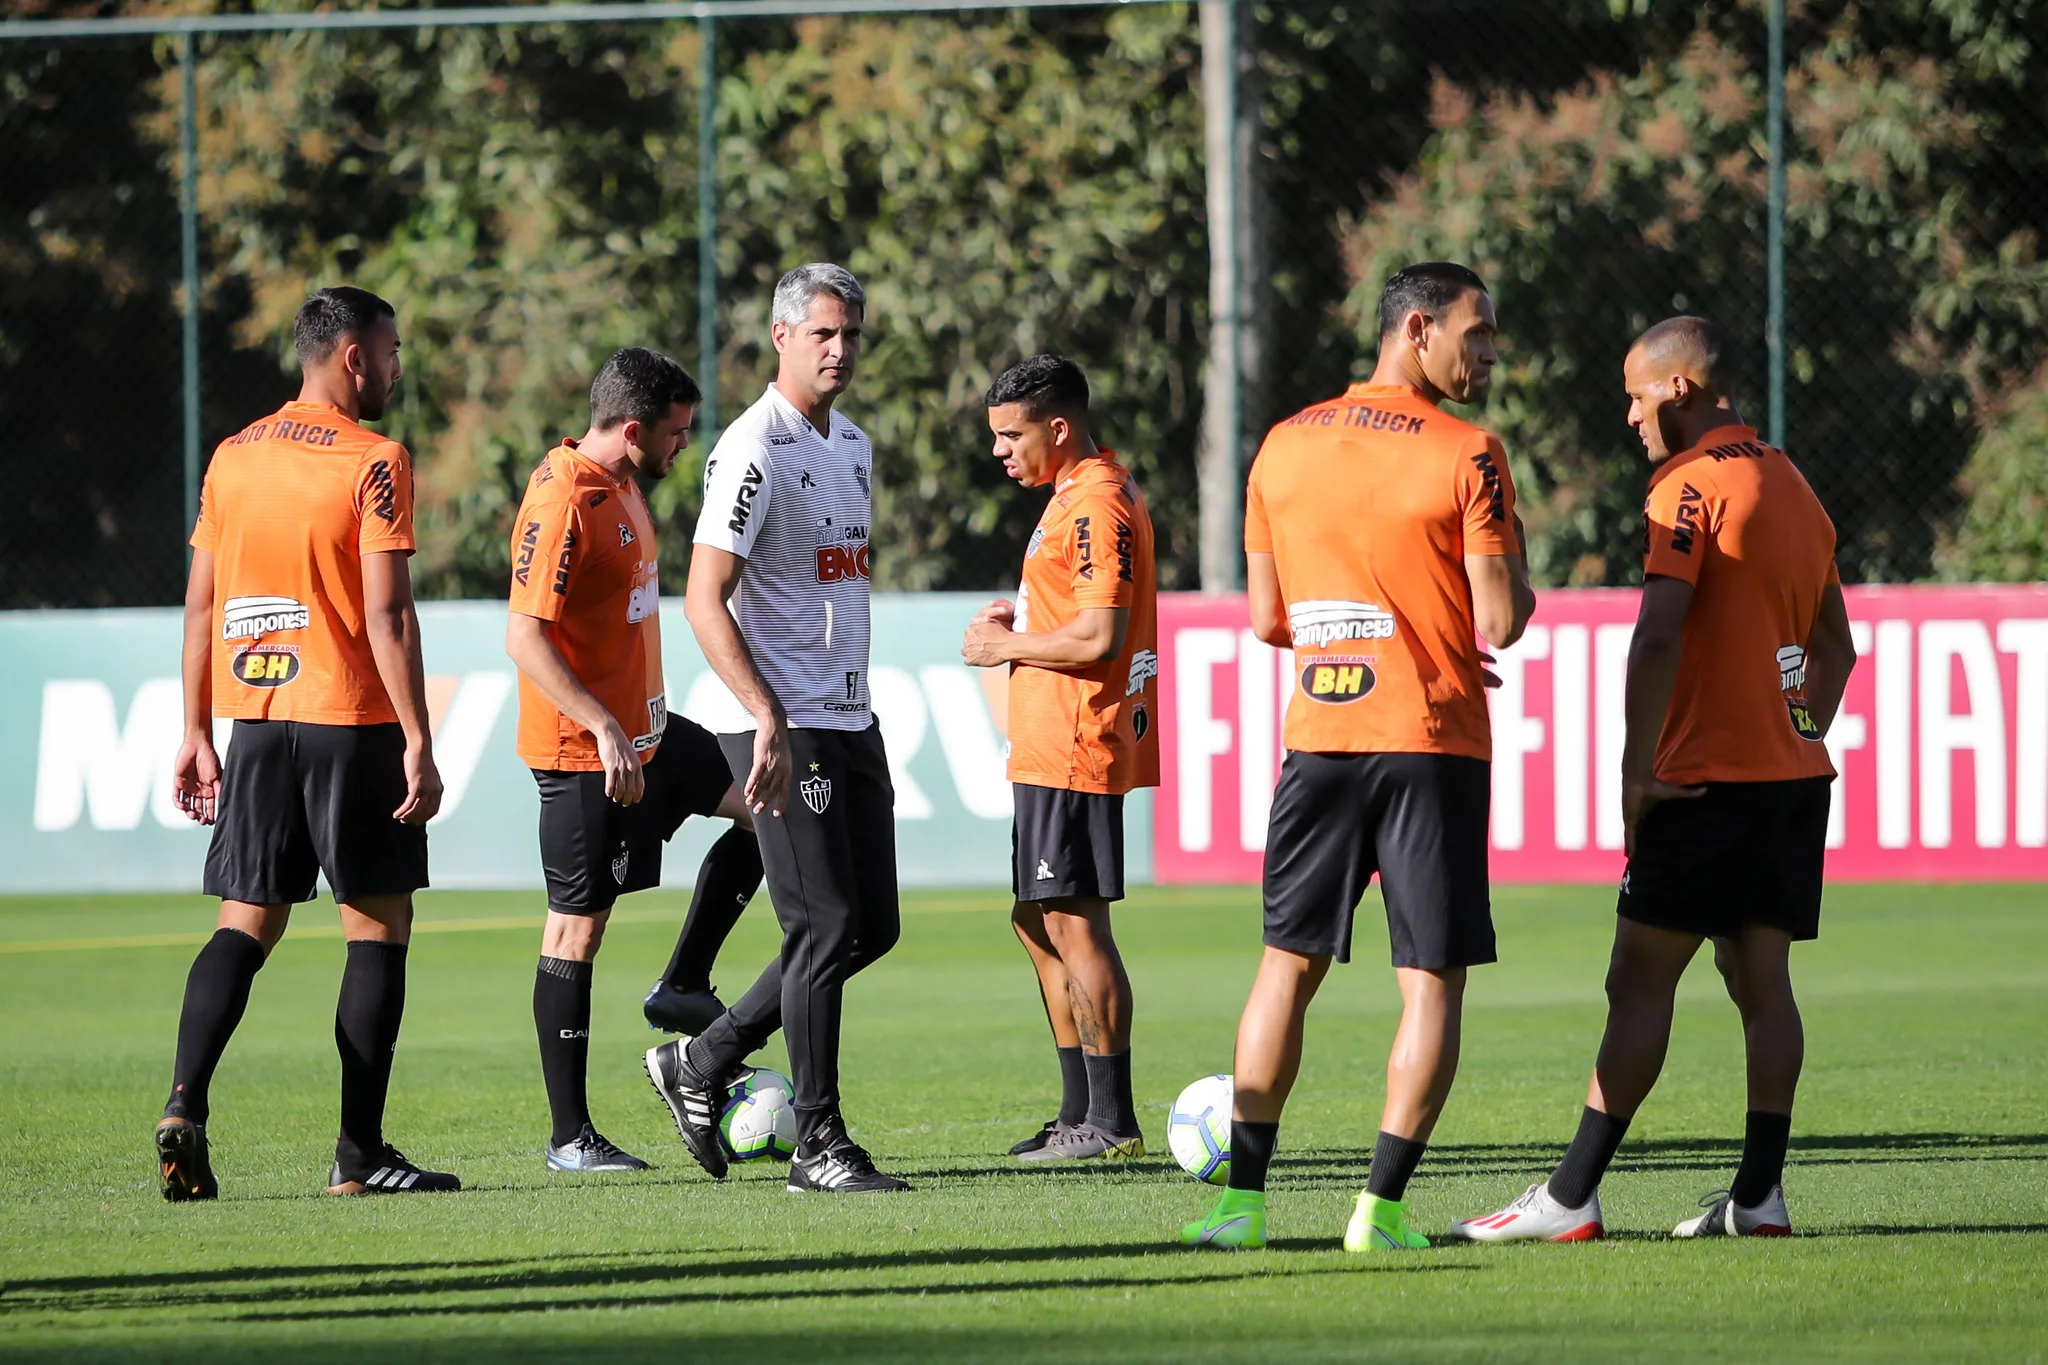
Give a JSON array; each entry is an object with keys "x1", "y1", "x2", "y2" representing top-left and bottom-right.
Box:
[
  {"x1": 642, "y1": 981, "x2": 727, "y2": 1035},
  {"x1": 1010, "y1": 1118, "x2": 1062, "y2": 1157},
  {"x1": 788, "y1": 1117, "x2": 910, "y2": 1194},
  {"x1": 328, "y1": 1144, "x2": 462, "y2": 1195},
  {"x1": 156, "y1": 1115, "x2": 218, "y2": 1202},
  {"x1": 644, "y1": 1039, "x2": 729, "y2": 1179}
]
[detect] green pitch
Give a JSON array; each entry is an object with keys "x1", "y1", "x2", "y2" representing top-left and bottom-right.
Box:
[{"x1": 2, "y1": 883, "x2": 2044, "y2": 1362}]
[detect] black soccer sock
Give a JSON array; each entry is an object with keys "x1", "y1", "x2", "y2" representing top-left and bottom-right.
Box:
[
  {"x1": 1547, "y1": 1106, "x2": 1632, "y2": 1208},
  {"x1": 1228, "y1": 1120, "x2": 1279, "y2": 1193},
  {"x1": 1365, "y1": 1130, "x2": 1429, "y2": 1202},
  {"x1": 1083, "y1": 1050, "x2": 1137, "y2": 1135},
  {"x1": 1731, "y1": 1109, "x2": 1793, "y2": 1207},
  {"x1": 334, "y1": 940, "x2": 408, "y2": 1170},
  {"x1": 1055, "y1": 1045, "x2": 1088, "y2": 1128},
  {"x1": 533, "y1": 956, "x2": 595, "y2": 1147},
  {"x1": 167, "y1": 927, "x2": 267, "y2": 1124},
  {"x1": 661, "y1": 827, "x2": 764, "y2": 992}
]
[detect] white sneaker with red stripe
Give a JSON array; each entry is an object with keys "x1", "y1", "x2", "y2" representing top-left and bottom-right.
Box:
[
  {"x1": 1672, "y1": 1186, "x2": 1793, "y2": 1238},
  {"x1": 1444, "y1": 1182, "x2": 1604, "y2": 1243}
]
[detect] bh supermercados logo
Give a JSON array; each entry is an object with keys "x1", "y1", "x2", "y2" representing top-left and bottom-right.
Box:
[
  {"x1": 231, "y1": 644, "x2": 301, "y2": 688},
  {"x1": 1300, "y1": 656, "x2": 1376, "y2": 704},
  {"x1": 799, "y1": 762, "x2": 832, "y2": 814}
]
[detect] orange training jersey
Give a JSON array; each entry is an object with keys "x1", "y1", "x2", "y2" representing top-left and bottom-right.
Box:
[
  {"x1": 1006, "y1": 454, "x2": 1160, "y2": 794},
  {"x1": 1245, "y1": 383, "x2": 1519, "y2": 760},
  {"x1": 509, "y1": 441, "x2": 664, "y2": 771},
  {"x1": 191, "y1": 400, "x2": 416, "y2": 725},
  {"x1": 1643, "y1": 424, "x2": 1839, "y2": 785}
]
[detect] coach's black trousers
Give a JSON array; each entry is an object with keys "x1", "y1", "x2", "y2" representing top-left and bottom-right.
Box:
[{"x1": 698, "y1": 723, "x2": 900, "y2": 1118}]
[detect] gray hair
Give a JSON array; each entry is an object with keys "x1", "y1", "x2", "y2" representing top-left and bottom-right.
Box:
[{"x1": 772, "y1": 262, "x2": 866, "y2": 328}]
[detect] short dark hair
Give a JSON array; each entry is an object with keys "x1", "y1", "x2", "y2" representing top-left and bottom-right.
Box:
[
  {"x1": 1375, "y1": 262, "x2": 1488, "y2": 340},
  {"x1": 1632, "y1": 315, "x2": 1738, "y2": 394},
  {"x1": 985, "y1": 353, "x2": 1090, "y2": 422},
  {"x1": 294, "y1": 286, "x2": 396, "y2": 365},
  {"x1": 589, "y1": 348, "x2": 701, "y2": 431}
]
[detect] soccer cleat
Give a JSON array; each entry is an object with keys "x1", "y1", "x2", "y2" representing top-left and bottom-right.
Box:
[
  {"x1": 642, "y1": 981, "x2": 726, "y2": 1035},
  {"x1": 156, "y1": 1115, "x2": 217, "y2": 1202},
  {"x1": 787, "y1": 1122, "x2": 911, "y2": 1194},
  {"x1": 1444, "y1": 1182, "x2": 1605, "y2": 1243},
  {"x1": 327, "y1": 1144, "x2": 461, "y2": 1195},
  {"x1": 1016, "y1": 1121, "x2": 1145, "y2": 1163},
  {"x1": 644, "y1": 1039, "x2": 729, "y2": 1179},
  {"x1": 1672, "y1": 1186, "x2": 1793, "y2": 1238},
  {"x1": 1343, "y1": 1191, "x2": 1431, "y2": 1252},
  {"x1": 1010, "y1": 1118, "x2": 1062, "y2": 1156},
  {"x1": 546, "y1": 1123, "x2": 652, "y2": 1173},
  {"x1": 1180, "y1": 1187, "x2": 1267, "y2": 1249}
]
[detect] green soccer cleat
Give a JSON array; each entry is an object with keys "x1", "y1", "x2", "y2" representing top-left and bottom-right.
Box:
[
  {"x1": 1180, "y1": 1187, "x2": 1267, "y2": 1249},
  {"x1": 1343, "y1": 1191, "x2": 1430, "y2": 1252}
]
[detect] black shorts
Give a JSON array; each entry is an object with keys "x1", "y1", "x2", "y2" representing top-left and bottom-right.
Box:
[
  {"x1": 1618, "y1": 777, "x2": 1831, "y2": 940},
  {"x1": 203, "y1": 719, "x2": 428, "y2": 905},
  {"x1": 1012, "y1": 784, "x2": 1126, "y2": 902},
  {"x1": 1261, "y1": 751, "x2": 1494, "y2": 969},
  {"x1": 533, "y1": 717, "x2": 733, "y2": 914}
]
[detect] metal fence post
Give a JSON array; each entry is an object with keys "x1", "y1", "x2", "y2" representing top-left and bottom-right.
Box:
[
  {"x1": 1196, "y1": 0, "x2": 1242, "y2": 593},
  {"x1": 697, "y1": 14, "x2": 718, "y2": 443},
  {"x1": 180, "y1": 30, "x2": 201, "y2": 554},
  {"x1": 1766, "y1": 0, "x2": 1785, "y2": 449}
]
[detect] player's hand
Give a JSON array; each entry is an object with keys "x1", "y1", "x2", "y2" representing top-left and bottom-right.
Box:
[
  {"x1": 395, "y1": 740, "x2": 445, "y2": 825},
  {"x1": 1478, "y1": 650, "x2": 1502, "y2": 689},
  {"x1": 171, "y1": 731, "x2": 223, "y2": 826},
  {"x1": 961, "y1": 618, "x2": 1013, "y2": 668},
  {"x1": 746, "y1": 720, "x2": 793, "y2": 816},
  {"x1": 1622, "y1": 775, "x2": 1704, "y2": 858},
  {"x1": 595, "y1": 719, "x2": 646, "y2": 807},
  {"x1": 974, "y1": 598, "x2": 1017, "y2": 629}
]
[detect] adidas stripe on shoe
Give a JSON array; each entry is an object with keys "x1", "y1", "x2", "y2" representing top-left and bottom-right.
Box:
[
  {"x1": 1444, "y1": 1182, "x2": 1605, "y2": 1243},
  {"x1": 327, "y1": 1144, "x2": 461, "y2": 1195}
]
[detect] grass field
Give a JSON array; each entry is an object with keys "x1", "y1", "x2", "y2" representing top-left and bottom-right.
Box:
[{"x1": 2, "y1": 881, "x2": 2045, "y2": 1362}]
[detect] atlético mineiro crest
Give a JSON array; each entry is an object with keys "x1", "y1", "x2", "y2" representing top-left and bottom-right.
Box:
[
  {"x1": 799, "y1": 773, "x2": 832, "y2": 815},
  {"x1": 612, "y1": 850, "x2": 631, "y2": 884}
]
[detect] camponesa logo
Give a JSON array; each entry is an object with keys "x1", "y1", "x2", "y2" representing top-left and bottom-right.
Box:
[
  {"x1": 1127, "y1": 648, "x2": 1159, "y2": 697},
  {"x1": 1287, "y1": 600, "x2": 1396, "y2": 650},
  {"x1": 221, "y1": 595, "x2": 310, "y2": 640}
]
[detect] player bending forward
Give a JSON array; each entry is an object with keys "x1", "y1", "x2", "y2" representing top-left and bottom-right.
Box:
[
  {"x1": 963, "y1": 355, "x2": 1160, "y2": 1162},
  {"x1": 1182, "y1": 263, "x2": 1535, "y2": 1250},
  {"x1": 647, "y1": 263, "x2": 909, "y2": 1192},
  {"x1": 1447, "y1": 317, "x2": 1854, "y2": 1243},
  {"x1": 505, "y1": 348, "x2": 764, "y2": 1174},
  {"x1": 157, "y1": 286, "x2": 458, "y2": 1199}
]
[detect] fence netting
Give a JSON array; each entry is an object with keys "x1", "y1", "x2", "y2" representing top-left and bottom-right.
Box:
[{"x1": 5, "y1": 0, "x2": 2045, "y2": 609}]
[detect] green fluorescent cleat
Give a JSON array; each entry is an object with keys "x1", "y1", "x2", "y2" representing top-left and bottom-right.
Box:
[
  {"x1": 1181, "y1": 1187, "x2": 1268, "y2": 1249},
  {"x1": 1344, "y1": 1191, "x2": 1430, "y2": 1252}
]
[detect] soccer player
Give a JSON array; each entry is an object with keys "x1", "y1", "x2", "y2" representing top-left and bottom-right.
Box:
[
  {"x1": 962, "y1": 355, "x2": 1159, "y2": 1162},
  {"x1": 646, "y1": 263, "x2": 909, "y2": 1193},
  {"x1": 1181, "y1": 262, "x2": 1535, "y2": 1250},
  {"x1": 157, "y1": 285, "x2": 459, "y2": 1199},
  {"x1": 1446, "y1": 316, "x2": 1854, "y2": 1243},
  {"x1": 506, "y1": 347, "x2": 765, "y2": 1174}
]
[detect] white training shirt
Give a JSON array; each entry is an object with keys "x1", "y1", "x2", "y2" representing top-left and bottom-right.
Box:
[{"x1": 691, "y1": 384, "x2": 874, "y2": 732}]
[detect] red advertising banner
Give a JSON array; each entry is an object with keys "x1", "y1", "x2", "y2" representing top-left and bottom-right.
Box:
[{"x1": 1155, "y1": 585, "x2": 2048, "y2": 884}]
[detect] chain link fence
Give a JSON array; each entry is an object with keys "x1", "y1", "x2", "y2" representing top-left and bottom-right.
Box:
[{"x1": 5, "y1": 0, "x2": 2045, "y2": 609}]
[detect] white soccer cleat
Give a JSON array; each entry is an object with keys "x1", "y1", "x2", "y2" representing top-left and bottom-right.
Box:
[
  {"x1": 1444, "y1": 1182, "x2": 1604, "y2": 1243},
  {"x1": 1672, "y1": 1186, "x2": 1793, "y2": 1238}
]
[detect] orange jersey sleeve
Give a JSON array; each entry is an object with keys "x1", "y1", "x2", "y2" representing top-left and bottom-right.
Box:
[
  {"x1": 1643, "y1": 465, "x2": 1711, "y2": 585},
  {"x1": 1243, "y1": 457, "x2": 1273, "y2": 555},
  {"x1": 1458, "y1": 433, "x2": 1519, "y2": 555},
  {"x1": 355, "y1": 441, "x2": 416, "y2": 556},
  {"x1": 508, "y1": 486, "x2": 580, "y2": 624},
  {"x1": 1065, "y1": 483, "x2": 1139, "y2": 611},
  {"x1": 191, "y1": 462, "x2": 222, "y2": 553}
]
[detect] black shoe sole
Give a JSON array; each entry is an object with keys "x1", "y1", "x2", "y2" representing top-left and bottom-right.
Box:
[
  {"x1": 643, "y1": 1046, "x2": 729, "y2": 1180},
  {"x1": 156, "y1": 1120, "x2": 216, "y2": 1202},
  {"x1": 642, "y1": 992, "x2": 727, "y2": 1035}
]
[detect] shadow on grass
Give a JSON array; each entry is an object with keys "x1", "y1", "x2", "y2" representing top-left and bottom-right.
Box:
[{"x1": 0, "y1": 1241, "x2": 1480, "y2": 1321}]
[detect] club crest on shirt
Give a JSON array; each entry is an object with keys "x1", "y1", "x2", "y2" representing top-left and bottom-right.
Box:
[
  {"x1": 1300, "y1": 655, "x2": 1377, "y2": 704},
  {"x1": 1025, "y1": 527, "x2": 1047, "y2": 560},
  {"x1": 799, "y1": 773, "x2": 832, "y2": 815}
]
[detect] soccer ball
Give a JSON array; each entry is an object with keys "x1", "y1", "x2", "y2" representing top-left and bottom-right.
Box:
[
  {"x1": 720, "y1": 1067, "x2": 798, "y2": 1161},
  {"x1": 1167, "y1": 1073, "x2": 1233, "y2": 1185}
]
